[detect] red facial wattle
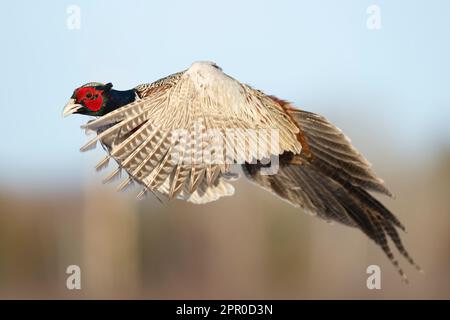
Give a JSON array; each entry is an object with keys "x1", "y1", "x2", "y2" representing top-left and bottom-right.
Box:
[{"x1": 75, "y1": 87, "x2": 104, "y2": 112}]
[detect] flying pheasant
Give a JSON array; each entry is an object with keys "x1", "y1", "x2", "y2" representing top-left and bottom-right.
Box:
[{"x1": 63, "y1": 61, "x2": 420, "y2": 280}]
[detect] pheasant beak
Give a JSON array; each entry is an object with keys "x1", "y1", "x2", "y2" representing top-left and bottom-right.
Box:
[{"x1": 62, "y1": 99, "x2": 82, "y2": 118}]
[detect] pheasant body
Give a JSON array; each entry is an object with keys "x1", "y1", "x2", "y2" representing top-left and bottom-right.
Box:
[{"x1": 63, "y1": 61, "x2": 420, "y2": 280}]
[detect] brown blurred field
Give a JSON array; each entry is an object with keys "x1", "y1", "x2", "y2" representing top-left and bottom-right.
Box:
[{"x1": 0, "y1": 149, "x2": 449, "y2": 299}]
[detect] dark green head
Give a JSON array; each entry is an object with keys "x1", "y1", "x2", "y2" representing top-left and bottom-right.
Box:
[{"x1": 62, "y1": 82, "x2": 136, "y2": 117}]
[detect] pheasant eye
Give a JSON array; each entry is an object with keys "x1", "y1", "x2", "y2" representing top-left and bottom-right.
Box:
[{"x1": 86, "y1": 92, "x2": 93, "y2": 98}]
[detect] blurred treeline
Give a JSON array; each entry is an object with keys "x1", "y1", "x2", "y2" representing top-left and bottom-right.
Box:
[{"x1": 0, "y1": 150, "x2": 449, "y2": 299}]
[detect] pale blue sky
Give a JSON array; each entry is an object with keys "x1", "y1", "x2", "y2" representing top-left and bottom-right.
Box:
[{"x1": 0, "y1": 0, "x2": 449, "y2": 189}]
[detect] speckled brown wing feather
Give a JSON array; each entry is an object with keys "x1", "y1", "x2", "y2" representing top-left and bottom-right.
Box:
[
  {"x1": 243, "y1": 101, "x2": 421, "y2": 281},
  {"x1": 80, "y1": 62, "x2": 302, "y2": 202}
]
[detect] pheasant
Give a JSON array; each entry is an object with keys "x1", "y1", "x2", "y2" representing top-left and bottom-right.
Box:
[{"x1": 63, "y1": 61, "x2": 420, "y2": 280}]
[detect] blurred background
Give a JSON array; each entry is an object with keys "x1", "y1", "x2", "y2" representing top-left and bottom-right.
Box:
[{"x1": 0, "y1": 0, "x2": 449, "y2": 299}]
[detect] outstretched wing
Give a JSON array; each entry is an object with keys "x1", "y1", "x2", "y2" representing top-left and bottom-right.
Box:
[
  {"x1": 243, "y1": 101, "x2": 421, "y2": 281},
  {"x1": 81, "y1": 62, "x2": 302, "y2": 201}
]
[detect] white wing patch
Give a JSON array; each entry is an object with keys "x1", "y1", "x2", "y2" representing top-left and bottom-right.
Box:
[{"x1": 81, "y1": 61, "x2": 302, "y2": 202}]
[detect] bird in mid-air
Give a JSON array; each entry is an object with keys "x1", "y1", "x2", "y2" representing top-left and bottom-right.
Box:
[{"x1": 63, "y1": 61, "x2": 420, "y2": 280}]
